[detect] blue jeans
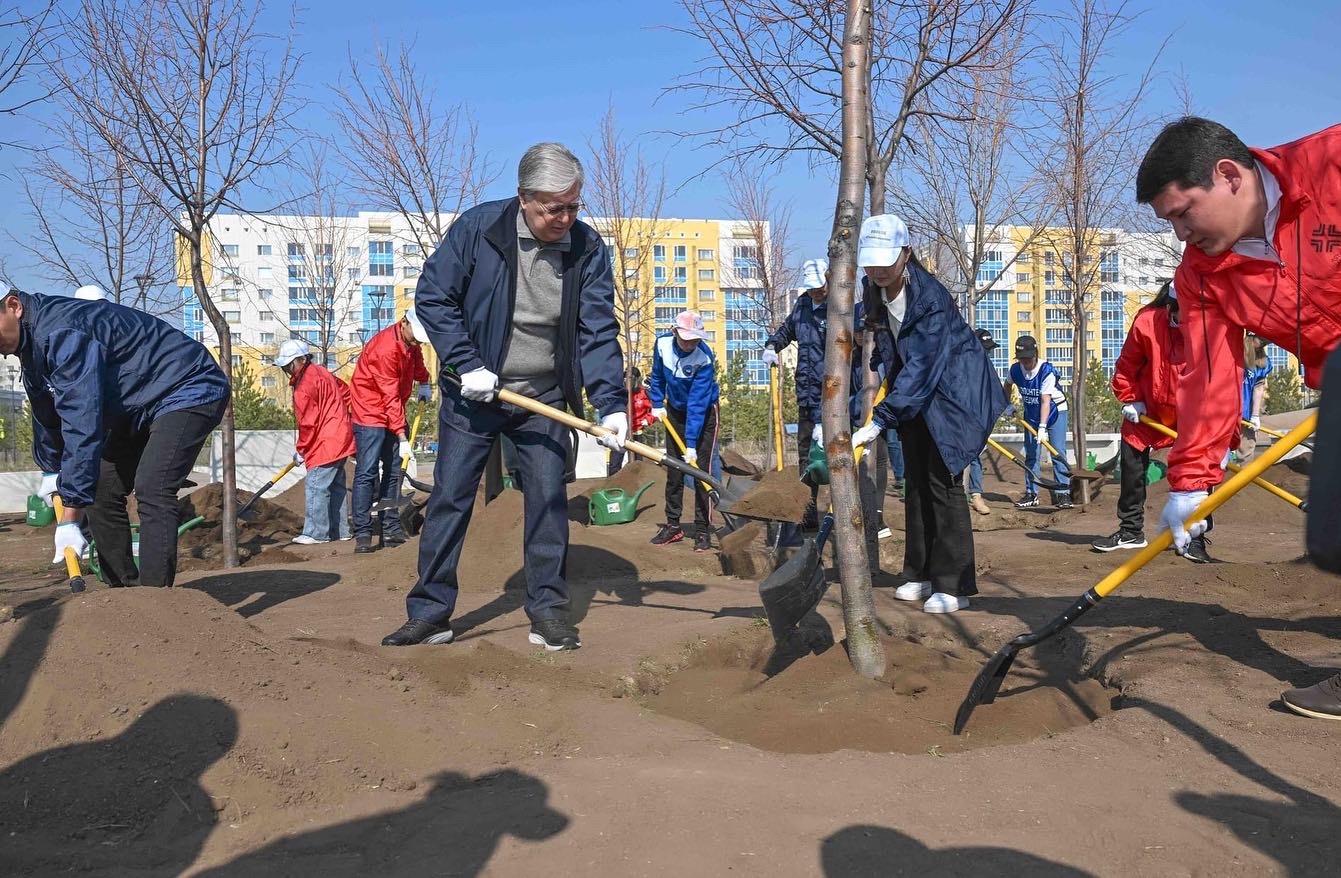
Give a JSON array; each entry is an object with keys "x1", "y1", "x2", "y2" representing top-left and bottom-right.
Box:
[
  {"x1": 303, "y1": 459, "x2": 351, "y2": 541},
  {"x1": 967, "y1": 451, "x2": 984, "y2": 495},
  {"x1": 406, "y1": 388, "x2": 573, "y2": 625},
  {"x1": 352, "y1": 424, "x2": 406, "y2": 540},
  {"x1": 1023, "y1": 409, "x2": 1072, "y2": 499},
  {"x1": 885, "y1": 427, "x2": 905, "y2": 482}
]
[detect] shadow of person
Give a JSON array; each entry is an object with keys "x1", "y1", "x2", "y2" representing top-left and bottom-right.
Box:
[
  {"x1": 822, "y1": 825, "x2": 1094, "y2": 877},
  {"x1": 0, "y1": 694, "x2": 237, "y2": 875},
  {"x1": 183, "y1": 570, "x2": 342, "y2": 618},
  {"x1": 195, "y1": 769, "x2": 568, "y2": 877},
  {"x1": 0, "y1": 599, "x2": 60, "y2": 730}
]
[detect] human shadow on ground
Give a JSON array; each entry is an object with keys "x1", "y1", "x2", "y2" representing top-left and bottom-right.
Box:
[
  {"x1": 970, "y1": 593, "x2": 1341, "y2": 688},
  {"x1": 1132, "y1": 698, "x2": 1341, "y2": 876},
  {"x1": 821, "y1": 825, "x2": 1094, "y2": 876},
  {"x1": 184, "y1": 570, "x2": 342, "y2": 618},
  {"x1": 1023, "y1": 531, "x2": 1110, "y2": 546},
  {"x1": 0, "y1": 694, "x2": 236, "y2": 875},
  {"x1": 0, "y1": 597, "x2": 60, "y2": 731},
  {"x1": 195, "y1": 769, "x2": 568, "y2": 877}
]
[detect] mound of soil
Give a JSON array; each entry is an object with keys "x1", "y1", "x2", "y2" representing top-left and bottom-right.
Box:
[
  {"x1": 719, "y1": 446, "x2": 763, "y2": 477},
  {"x1": 718, "y1": 522, "x2": 775, "y2": 579},
  {"x1": 593, "y1": 460, "x2": 664, "y2": 498},
  {"x1": 175, "y1": 484, "x2": 305, "y2": 569},
  {"x1": 725, "y1": 469, "x2": 810, "y2": 522}
]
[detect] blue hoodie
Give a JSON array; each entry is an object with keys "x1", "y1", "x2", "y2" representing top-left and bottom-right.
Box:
[{"x1": 647, "y1": 334, "x2": 720, "y2": 445}]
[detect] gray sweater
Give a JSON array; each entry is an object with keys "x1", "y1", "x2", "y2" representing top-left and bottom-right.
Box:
[{"x1": 499, "y1": 209, "x2": 568, "y2": 396}]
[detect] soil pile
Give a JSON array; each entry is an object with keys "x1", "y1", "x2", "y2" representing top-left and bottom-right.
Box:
[
  {"x1": 718, "y1": 521, "x2": 775, "y2": 579},
  {"x1": 175, "y1": 484, "x2": 305, "y2": 569},
  {"x1": 584, "y1": 460, "x2": 663, "y2": 498},
  {"x1": 725, "y1": 469, "x2": 810, "y2": 522},
  {"x1": 720, "y1": 446, "x2": 763, "y2": 477}
]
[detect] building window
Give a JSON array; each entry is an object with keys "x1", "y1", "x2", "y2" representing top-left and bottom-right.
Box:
[
  {"x1": 704, "y1": 330, "x2": 717, "y2": 342},
  {"x1": 1017, "y1": 311, "x2": 1030, "y2": 322},
  {"x1": 259, "y1": 311, "x2": 273, "y2": 323},
  {"x1": 1044, "y1": 270, "x2": 1056, "y2": 285},
  {"x1": 219, "y1": 288, "x2": 238, "y2": 301},
  {"x1": 654, "y1": 266, "x2": 666, "y2": 283},
  {"x1": 369, "y1": 240, "x2": 394, "y2": 276},
  {"x1": 1046, "y1": 307, "x2": 1070, "y2": 323},
  {"x1": 287, "y1": 265, "x2": 305, "y2": 281},
  {"x1": 222, "y1": 244, "x2": 239, "y2": 257},
  {"x1": 1047, "y1": 346, "x2": 1072, "y2": 362},
  {"x1": 257, "y1": 244, "x2": 272, "y2": 256},
  {"x1": 257, "y1": 266, "x2": 272, "y2": 278},
  {"x1": 287, "y1": 242, "x2": 304, "y2": 258},
  {"x1": 230, "y1": 332, "x2": 242, "y2": 344},
  {"x1": 697, "y1": 248, "x2": 714, "y2": 260},
  {"x1": 674, "y1": 245, "x2": 687, "y2": 262},
  {"x1": 1018, "y1": 250, "x2": 1031, "y2": 262},
  {"x1": 402, "y1": 242, "x2": 420, "y2": 256},
  {"x1": 402, "y1": 266, "x2": 420, "y2": 278},
  {"x1": 223, "y1": 310, "x2": 240, "y2": 322},
  {"x1": 1016, "y1": 272, "x2": 1030, "y2": 284},
  {"x1": 700, "y1": 310, "x2": 716, "y2": 321},
  {"x1": 700, "y1": 288, "x2": 716, "y2": 301},
  {"x1": 369, "y1": 263, "x2": 394, "y2": 277},
  {"x1": 348, "y1": 331, "x2": 362, "y2": 344},
  {"x1": 624, "y1": 246, "x2": 639, "y2": 260},
  {"x1": 258, "y1": 288, "x2": 273, "y2": 300},
  {"x1": 1044, "y1": 251, "x2": 1055, "y2": 266},
  {"x1": 260, "y1": 332, "x2": 275, "y2": 344},
  {"x1": 624, "y1": 268, "x2": 638, "y2": 281},
  {"x1": 370, "y1": 307, "x2": 394, "y2": 322},
  {"x1": 698, "y1": 268, "x2": 715, "y2": 281},
  {"x1": 1016, "y1": 291, "x2": 1030, "y2": 302},
  {"x1": 261, "y1": 375, "x2": 276, "y2": 388},
  {"x1": 674, "y1": 267, "x2": 687, "y2": 283},
  {"x1": 654, "y1": 245, "x2": 666, "y2": 261}
]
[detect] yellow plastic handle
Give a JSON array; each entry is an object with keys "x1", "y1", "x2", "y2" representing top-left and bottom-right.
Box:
[{"x1": 1138, "y1": 415, "x2": 1303, "y2": 510}]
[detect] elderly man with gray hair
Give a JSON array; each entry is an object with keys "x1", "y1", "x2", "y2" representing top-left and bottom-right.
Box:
[{"x1": 382, "y1": 142, "x2": 627, "y2": 651}]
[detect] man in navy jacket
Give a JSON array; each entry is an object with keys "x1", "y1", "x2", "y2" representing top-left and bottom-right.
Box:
[
  {"x1": 383, "y1": 142, "x2": 626, "y2": 651},
  {"x1": 0, "y1": 290, "x2": 229, "y2": 587}
]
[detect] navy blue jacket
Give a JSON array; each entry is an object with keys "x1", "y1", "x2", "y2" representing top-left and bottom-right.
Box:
[
  {"x1": 866, "y1": 262, "x2": 1006, "y2": 474},
  {"x1": 414, "y1": 198, "x2": 625, "y2": 418},
  {"x1": 766, "y1": 294, "x2": 865, "y2": 424},
  {"x1": 15, "y1": 291, "x2": 230, "y2": 506}
]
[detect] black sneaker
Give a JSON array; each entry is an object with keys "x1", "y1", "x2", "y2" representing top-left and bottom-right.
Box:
[
  {"x1": 1183, "y1": 535, "x2": 1214, "y2": 564},
  {"x1": 383, "y1": 533, "x2": 408, "y2": 547},
  {"x1": 381, "y1": 619, "x2": 454, "y2": 646},
  {"x1": 651, "y1": 524, "x2": 684, "y2": 545},
  {"x1": 1014, "y1": 494, "x2": 1040, "y2": 509},
  {"x1": 693, "y1": 530, "x2": 713, "y2": 553},
  {"x1": 1054, "y1": 493, "x2": 1074, "y2": 510},
  {"x1": 1092, "y1": 530, "x2": 1147, "y2": 552},
  {"x1": 529, "y1": 619, "x2": 581, "y2": 651},
  {"x1": 355, "y1": 536, "x2": 375, "y2": 554}
]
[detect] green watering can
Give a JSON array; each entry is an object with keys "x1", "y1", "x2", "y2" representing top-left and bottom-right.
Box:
[
  {"x1": 803, "y1": 443, "x2": 830, "y2": 486},
  {"x1": 85, "y1": 516, "x2": 207, "y2": 583},
  {"x1": 588, "y1": 481, "x2": 655, "y2": 526},
  {"x1": 26, "y1": 495, "x2": 55, "y2": 527}
]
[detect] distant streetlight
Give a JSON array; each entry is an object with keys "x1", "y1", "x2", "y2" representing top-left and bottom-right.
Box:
[{"x1": 133, "y1": 272, "x2": 153, "y2": 309}]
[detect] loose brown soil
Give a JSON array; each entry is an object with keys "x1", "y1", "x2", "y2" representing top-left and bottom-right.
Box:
[{"x1": 724, "y1": 467, "x2": 812, "y2": 521}]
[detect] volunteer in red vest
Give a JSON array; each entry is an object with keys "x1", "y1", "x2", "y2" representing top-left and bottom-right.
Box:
[
  {"x1": 1136, "y1": 116, "x2": 1341, "y2": 721},
  {"x1": 349, "y1": 309, "x2": 432, "y2": 553},
  {"x1": 274, "y1": 339, "x2": 356, "y2": 544}
]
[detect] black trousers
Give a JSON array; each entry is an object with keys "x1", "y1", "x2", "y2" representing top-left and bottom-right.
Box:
[
  {"x1": 88, "y1": 398, "x2": 227, "y2": 587},
  {"x1": 798, "y1": 416, "x2": 820, "y2": 519},
  {"x1": 899, "y1": 416, "x2": 976, "y2": 596},
  {"x1": 1117, "y1": 440, "x2": 1150, "y2": 536},
  {"x1": 664, "y1": 404, "x2": 718, "y2": 531}
]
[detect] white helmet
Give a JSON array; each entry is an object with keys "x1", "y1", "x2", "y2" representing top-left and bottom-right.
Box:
[
  {"x1": 273, "y1": 338, "x2": 311, "y2": 368},
  {"x1": 74, "y1": 284, "x2": 109, "y2": 301}
]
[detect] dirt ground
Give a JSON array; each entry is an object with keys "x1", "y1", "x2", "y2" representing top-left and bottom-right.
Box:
[{"x1": 0, "y1": 444, "x2": 1337, "y2": 876}]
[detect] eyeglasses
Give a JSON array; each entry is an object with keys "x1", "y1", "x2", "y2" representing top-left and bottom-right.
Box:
[{"x1": 535, "y1": 201, "x2": 583, "y2": 218}]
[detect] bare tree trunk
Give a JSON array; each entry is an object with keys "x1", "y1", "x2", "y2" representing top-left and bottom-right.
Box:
[
  {"x1": 825, "y1": 0, "x2": 885, "y2": 680},
  {"x1": 191, "y1": 240, "x2": 238, "y2": 567}
]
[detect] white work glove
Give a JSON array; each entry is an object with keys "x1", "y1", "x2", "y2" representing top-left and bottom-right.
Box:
[
  {"x1": 651, "y1": 406, "x2": 667, "y2": 421},
  {"x1": 52, "y1": 521, "x2": 87, "y2": 566},
  {"x1": 459, "y1": 367, "x2": 499, "y2": 402},
  {"x1": 39, "y1": 472, "x2": 58, "y2": 506},
  {"x1": 762, "y1": 348, "x2": 779, "y2": 367},
  {"x1": 1122, "y1": 401, "x2": 1147, "y2": 424},
  {"x1": 417, "y1": 382, "x2": 433, "y2": 402},
  {"x1": 292, "y1": 452, "x2": 304, "y2": 466},
  {"x1": 685, "y1": 447, "x2": 698, "y2": 467},
  {"x1": 1248, "y1": 416, "x2": 1261, "y2": 430},
  {"x1": 852, "y1": 421, "x2": 883, "y2": 449},
  {"x1": 1159, "y1": 490, "x2": 1210, "y2": 554},
  {"x1": 398, "y1": 439, "x2": 413, "y2": 462},
  {"x1": 811, "y1": 423, "x2": 824, "y2": 444},
  {"x1": 598, "y1": 412, "x2": 628, "y2": 451},
  {"x1": 1003, "y1": 403, "x2": 1016, "y2": 419}
]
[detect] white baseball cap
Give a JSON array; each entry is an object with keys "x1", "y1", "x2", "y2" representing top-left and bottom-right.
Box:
[
  {"x1": 273, "y1": 338, "x2": 310, "y2": 367},
  {"x1": 404, "y1": 306, "x2": 429, "y2": 343},
  {"x1": 800, "y1": 258, "x2": 829, "y2": 291},
  {"x1": 857, "y1": 215, "x2": 911, "y2": 267},
  {"x1": 674, "y1": 310, "x2": 709, "y2": 341},
  {"x1": 74, "y1": 284, "x2": 109, "y2": 301}
]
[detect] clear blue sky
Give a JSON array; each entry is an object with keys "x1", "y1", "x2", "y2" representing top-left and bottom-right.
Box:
[{"x1": 1, "y1": 0, "x2": 1339, "y2": 291}]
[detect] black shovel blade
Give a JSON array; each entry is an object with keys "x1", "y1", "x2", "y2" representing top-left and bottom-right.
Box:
[
  {"x1": 759, "y1": 540, "x2": 827, "y2": 640},
  {"x1": 952, "y1": 642, "x2": 1021, "y2": 734}
]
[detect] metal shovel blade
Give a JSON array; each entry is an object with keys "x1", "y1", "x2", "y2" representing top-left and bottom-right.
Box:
[{"x1": 758, "y1": 515, "x2": 834, "y2": 640}]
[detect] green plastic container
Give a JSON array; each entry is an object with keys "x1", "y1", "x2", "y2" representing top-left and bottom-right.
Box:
[
  {"x1": 26, "y1": 495, "x2": 55, "y2": 527},
  {"x1": 1111, "y1": 458, "x2": 1167, "y2": 486},
  {"x1": 85, "y1": 515, "x2": 206, "y2": 583},
  {"x1": 803, "y1": 443, "x2": 830, "y2": 486},
  {"x1": 588, "y1": 481, "x2": 654, "y2": 526}
]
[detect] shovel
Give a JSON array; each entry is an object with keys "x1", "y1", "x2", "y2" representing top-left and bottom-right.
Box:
[
  {"x1": 953, "y1": 412, "x2": 1318, "y2": 735},
  {"x1": 51, "y1": 496, "x2": 87, "y2": 593},
  {"x1": 371, "y1": 412, "x2": 424, "y2": 514},
  {"x1": 759, "y1": 512, "x2": 835, "y2": 639},
  {"x1": 1244, "y1": 418, "x2": 1315, "y2": 452},
  {"x1": 1013, "y1": 416, "x2": 1104, "y2": 500},
  {"x1": 985, "y1": 437, "x2": 1068, "y2": 492},
  {"x1": 661, "y1": 414, "x2": 744, "y2": 533},
  {"x1": 1140, "y1": 415, "x2": 1306, "y2": 511},
  {"x1": 238, "y1": 461, "x2": 297, "y2": 521},
  {"x1": 769, "y1": 365, "x2": 785, "y2": 472}
]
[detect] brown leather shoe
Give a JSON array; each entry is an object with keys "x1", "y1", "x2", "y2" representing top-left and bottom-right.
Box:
[
  {"x1": 970, "y1": 493, "x2": 991, "y2": 515},
  {"x1": 1281, "y1": 673, "x2": 1341, "y2": 720}
]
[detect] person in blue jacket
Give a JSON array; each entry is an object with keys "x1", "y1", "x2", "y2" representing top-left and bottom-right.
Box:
[
  {"x1": 0, "y1": 289, "x2": 229, "y2": 587},
  {"x1": 1002, "y1": 335, "x2": 1073, "y2": 509},
  {"x1": 852, "y1": 215, "x2": 1007, "y2": 614},
  {"x1": 1238, "y1": 333, "x2": 1271, "y2": 461},
  {"x1": 383, "y1": 142, "x2": 627, "y2": 651},
  {"x1": 648, "y1": 310, "x2": 721, "y2": 553}
]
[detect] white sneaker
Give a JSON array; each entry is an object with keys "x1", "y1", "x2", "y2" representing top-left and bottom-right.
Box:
[
  {"x1": 923, "y1": 593, "x2": 969, "y2": 614},
  {"x1": 291, "y1": 534, "x2": 328, "y2": 545},
  {"x1": 894, "y1": 580, "x2": 933, "y2": 601},
  {"x1": 338, "y1": 536, "x2": 353, "y2": 542},
  {"x1": 877, "y1": 526, "x2": 893, "y2": 540}
]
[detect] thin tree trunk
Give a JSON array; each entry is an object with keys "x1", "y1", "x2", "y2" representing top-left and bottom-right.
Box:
[
  {"x1": 191, "y1": 238, "x2": 239, "y2": 569},
  {"x1": 825, "y1": 0, "x2": 885, "y2": 679}
]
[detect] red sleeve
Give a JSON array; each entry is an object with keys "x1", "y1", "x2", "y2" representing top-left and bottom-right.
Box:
[
  {"x1": 1167, "y1": 264, "x2": 1244, "y2": 492},
  {"x1": 1110, "y1": 310, "x2": 1148, "y2": 403},
  {"x1": 411, "y1": 345, "x2": 430, "y2": 383},
  {"x1": 373, "y1": 346, "x2": 408, "y2": 434},
  {"x1": 293, "y1": 382, "x2": 319, "y2": 461}
]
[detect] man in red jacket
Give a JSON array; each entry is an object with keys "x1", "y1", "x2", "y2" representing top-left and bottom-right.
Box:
[
  {"x1": 349, "y1": 309, "x2": 432, "y2": 553},
  {"x1": 1137, "y1": 117, "x2": 1341, "y2": 720},
  {"x1": 274, "y1": 339, "x2": 356, "y2": 544}
]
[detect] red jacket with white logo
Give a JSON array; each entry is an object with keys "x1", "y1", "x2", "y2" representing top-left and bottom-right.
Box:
[
  {"x1": 349, "y1": 323, "x2": 430, "y2": 432},
  {"x1": 291, "y1": 362, "x2": 356, "y2": 469},
  {"x1": 1169, "y1": 124, "x2": 1341, "y2": 491},
  {"x1": 1112, "y1": 303, "x2": 1183, "y2": 452}
]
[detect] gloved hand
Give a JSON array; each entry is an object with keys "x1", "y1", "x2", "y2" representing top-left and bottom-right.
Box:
[
  {"x1": 852, "y1": 421, "x2": 883, "y2": 449},
  {"x1": 762, "y1": 348, "x2": 779, "y2": 367},
  {"x1": 52, "y1": 522, "x2": 87, "y2": 566},
  {"x1": 685, "y1": 447, "x2": 698, "y2": 467},
  {"x1": 651, "y1": 406, "x2": 666, "y2": 421},
  {"x1": 459, "y1": 367, "x2": 499, "y2": 402},
  {"x1": 598, "y1": 412, "x2": 628, "y2": 451},
  {"x1": 811, "y1": 423, "x2": 824, "y2": 444},
  {"x1": 1159, "y1": 490, "x2": 1210, "y2": 554},
  {"x1": 417, "y1": 382, "x2": 433, "y2": 402},
  {"x1": 1003, "y1": 403, "x2": 1016, "y2": 419},
  {"x1": 398, "y1": 439, "x2": 414, "y2": 462},
  {"x1": 1248, "y1": 415, "x2": 1261, "y2": 430},
  {"x1": 1122, "y1": 401, "x2": 1147, "y2": 424},
  {"x1": 38, "y1": 472, "x2": 58, "y2": 507},
  {"x1": 292, "y1": 452, "x2": 304, "y2": 466}
]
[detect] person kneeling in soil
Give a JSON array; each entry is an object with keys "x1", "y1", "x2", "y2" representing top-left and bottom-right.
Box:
[
  {"x1": 1136, "y1": 116, "x2": 1341, "y2": 718},
  {"x1": 1094, "y1": 283, "x2": 1215, "y2": 561},
  {"x1": 382, "y1": 142, "x2": 627, "y2": 651},
  {"x1": 1002, "y1": 336, "x2": 1073, "y2": 510},
  {"x1": 0, "y1": 289, "x2": 229, "y2": 587},
  {"x1": 274, "y1": 339, "x2": 355, "y2": 545},
  {"x1": 648, "y1": 310, "x2": 720, "y2": 553},
  {"x1": 852, "y1": 215, "x2": 1007, "y2": 614}
]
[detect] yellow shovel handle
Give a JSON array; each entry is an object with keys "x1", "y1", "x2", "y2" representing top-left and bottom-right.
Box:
[
  {"x1": 51, "y1": 496, "x2": 84, "y2": 581},
  {"x1": 1138, "y1": 415, "x2": 1304, "y2": 510},
  {"x1": 1015, "y1": 416, "x2": 1064, "y2": 460},
  {"x1": 661, "y1": 414, "x2": 716, "y2": 495},
  {"x1": 399, "y1": 412, "x2": 423, "y2": 469}
]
